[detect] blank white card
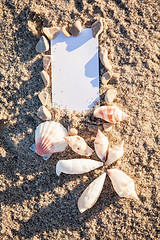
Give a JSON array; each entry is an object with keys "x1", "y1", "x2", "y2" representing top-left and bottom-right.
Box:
[{"x1": 51, "y1": 28, "x2": 99, "y2": 112}]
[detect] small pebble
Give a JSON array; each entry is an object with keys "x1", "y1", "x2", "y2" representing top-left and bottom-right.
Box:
[
  {"x1": 92, "y1": 18, "x2": 104, "y2": 38},
  {"x1": 37, "y1": 106, "x2": 51, "y2": 120},
  {"x1": 105, "y1": 89, "x2": 117, "y2": 104},
  {"x1": 40, "y1": 70, "x2": 50, "y2": 88},
  {"x1": 88, "y1": 125, "x2": 102, "y2": 133},
  {"x1": 43, "y1": 55, "x2": 52, "y2": 70},
  {"x1": 103, "y1": 123, "x2": 113, "y2": 132},
  {"x1": 69, "y1": 127, "x2": 78, "y2": 136},
  {"x1": 43, "y1": 27, "x2": 60, "y2": 40},
  {"x1": 100, "y1": 48, "x2": 112, "y2": 71},
  {"x1": 36, "y1": 36, "x2": 49, "y2": 53},
  {"x1": 69, "y1": 20, "x2": 82, "y2": 37},
  {"x1": 101, "y1": 72, "x2": 112, "y2": 85},
  {"x1": 62, "y1": 26, "x2": 71, "y2": 37},
  {"x1": 38, "y1": 91, "x2": 48, "y2": 106}
]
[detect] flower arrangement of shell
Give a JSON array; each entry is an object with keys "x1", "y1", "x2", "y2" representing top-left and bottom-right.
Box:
[
  {"x1": 31, "y1": 106, "x2": 139, "y2": 213},
  {"x1": 33, "y1": 19, "x2": 139, "y2": 213}
]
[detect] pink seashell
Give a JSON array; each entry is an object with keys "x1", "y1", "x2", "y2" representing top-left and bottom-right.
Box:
[
  {"x1": 94, "y1": 106, "x2": 129, "y2": 123},
  {"x1": 64, "y1": 135, "x2": 93, "y2": 156},
  {"x1": 32, "y1": 121, "x2": 68, "y2": 160},
  {"x1": 107, "y1": 169, "x2": 139, "y2": 201},
  {"x1": 94, "y1": 129, "x2": 108, "y2": 162}
]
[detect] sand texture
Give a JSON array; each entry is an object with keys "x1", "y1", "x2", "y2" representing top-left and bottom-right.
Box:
[{"x1": 0, "y1": 0, "x2": 160, "y2": 239}]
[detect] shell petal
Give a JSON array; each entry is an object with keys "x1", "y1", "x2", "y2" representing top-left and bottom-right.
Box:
[
  {"x1": 56, "y1": 159, "x2": 103, "y2": 176},
  {"x1": 78, "y1": 172, "x2": 106, "y2": 213},
  {"x1": 94, "y1": 129, "x2": 108, "y2": 162},
  {"x1": 105, "y1": 141, "x2": 124, "y2": 165},
  {"x1": 64, "y1": 135, "x2": 93, "y2": 156},
  {"x1": 107, "y1": 169, "x2": 139, "y2": 201},
  {"x1": 94, "y1": 106, "x2": 129, "y2": 123},
  {"x1": 35, "y1": 121, "x2": 68, "y2": 159}
]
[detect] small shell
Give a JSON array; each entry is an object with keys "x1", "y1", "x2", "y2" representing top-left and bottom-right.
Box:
[
  {"x1": 94, "y1": 129, "x2": 108, "y2": 162},
  {"x1": 78, "y1": 172, "x2": 106, "y2": 213},
  {"x1": 94, "y1": 106, "x2": 129, "y2": 123},
  {"x1": 107, "y1": 169, "x2": 139, "y2": 201},
  {"x1": 105, "y1": 141, "x2": 124, "y2": 165},
  {"x1": 56, "y1": 159, "x2": 103, "y2": 176},
  {"x1": 64, "y1": 135, "x2": 93, "y2": 156},
  {"x1": 105, "y1": 89, "x2": 117, "y2": 104},
  {"x1": 32, "y1": 121, "x2": 68, "y2": 160}
]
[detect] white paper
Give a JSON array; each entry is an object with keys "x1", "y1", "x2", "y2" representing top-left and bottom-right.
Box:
[{"x1": 51, "y1": 28, "x2": 99, "y2": 112}]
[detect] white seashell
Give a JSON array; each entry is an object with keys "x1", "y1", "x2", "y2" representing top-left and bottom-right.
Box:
[
  {"x1": 32, "y1": 121, "x2": 68, "y2": 160},
  {"x1": 56, "y1": 159, "x2": 103, "y2": 176},
  {"x1": 78, "y1": 172, "x2": 106, "y2": 213},
  {"x1": 94, "y1": 106, "x2": 129, "y2": 123},
  {"x1": 105, "y1": 141, "x2": 124, "y2": 165},
  {"x1": 94, "y1": 129, "x2": 108, "y2": 162},
  {"x1": 105, "y1": 89, "x2": 117, "y2": 104},
  {"x1": 64, "y1": 135, "x2": 93, "y2": 156},
  {"x1": 107, "y1": 169, "x2": 139, "y2": 201}
]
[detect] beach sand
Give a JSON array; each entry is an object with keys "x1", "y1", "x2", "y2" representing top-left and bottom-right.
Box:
[{"x1": 0, "y1": 0, "x2": 159, "y2": 239}]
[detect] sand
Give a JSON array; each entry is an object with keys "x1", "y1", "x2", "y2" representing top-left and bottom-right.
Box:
[{"x1": 0, "y1": 0, "x2": 159, "y2": 239}]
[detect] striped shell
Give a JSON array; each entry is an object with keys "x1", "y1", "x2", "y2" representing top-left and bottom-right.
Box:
[
  {"x1": 35, "y1": 121, "x2": 68, "y2": 159},
  {"x1": 94, "y1": 106, "x2": 129, "y2": 123}
]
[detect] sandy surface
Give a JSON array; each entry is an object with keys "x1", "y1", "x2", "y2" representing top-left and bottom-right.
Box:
[{"x1": 0, "y1": 0, "x2": 159, "y2": 239}]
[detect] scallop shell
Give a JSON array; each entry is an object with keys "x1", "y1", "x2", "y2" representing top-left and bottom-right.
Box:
[
  {"x1": 94, "y1": 106, "x2": 129, "y2": 123},
  {"x1": 78, "y1": 172, "x2": 106, "y2": 213},
  {"x1": 94, "y1": 129, "x2": 108, "y2": 162},
  {"x1": 56, "y1": 159, "x2": 103, "y2": 176},
  {"x1": 107, "y1": 169, "x2": 139, "y2": 201},
  {"x1": 105, "y1": 141, "x2": 124, "y2": 165},
  {"x1": 64, "y1": 135, "x2": 93, "y2": 156},
  {"x1": 32, "y1": 121, "x2": 68, "y2": 160}
]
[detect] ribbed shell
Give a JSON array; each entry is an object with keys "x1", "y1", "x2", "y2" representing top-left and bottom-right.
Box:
[{"x1": 35, "y1": 121, "x2": 68, "y2": 157}]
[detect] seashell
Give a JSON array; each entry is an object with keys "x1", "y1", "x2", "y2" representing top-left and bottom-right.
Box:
[
  {"x1": 94, "y1": 129, "x2": 108, "y2": 162},
  {"x1": 69, "y1": 20, "x2": 82, "y2": 37},
  {"x1": 78, "y1": 172, "x2": 106, "y2": 213},
  {"x1": 101, "y1": 71, "x2": 112, "y2": 85},
  {"x1": 62, "y1": 26, "x2": 71, "y2": 37},
  {"x1": 94, "y1": 106, "x2": 129, "y2": 123},
  {"x1": 64, "y1": 135, "x2": 93, "y2": 156},
  {"x1": 107, "y1": 169, "x2": 139, "y2": 201},
  {"x1": 56, "y1": 159, "x2": 103, "y2": 176},
  {"x1": 92, "y1": 18, "x2": 103, "y2": 38},
  {"x1": 32, "y1": 121, "x2": 68, "y2": 160},
  {"x1": 105, "y1": 89, "x2": 117, "y2": 104},
  {"x1": 105, "y1": 141, "x2": 124, "y2": 165},
  {"x1": 43, "y1": 27, "x2": 60, "y2": 40},
  {"x1": 68, "y1": 127, "x2": 78, "y2": 136}
]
